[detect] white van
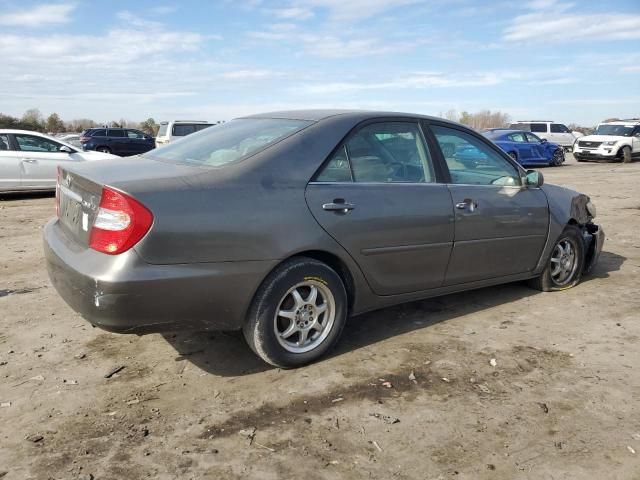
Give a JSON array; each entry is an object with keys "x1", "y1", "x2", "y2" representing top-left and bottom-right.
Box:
[
  {"x1": 155, "y1": 121, "x2": 213, "y2": 147},
  {"x1": 509, "y1": 121, "x2": 583, "y2": 150}
]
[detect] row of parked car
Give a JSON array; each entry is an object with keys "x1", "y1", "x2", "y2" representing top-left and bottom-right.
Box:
[
  {"x1": 1, "y1": 116, "x2": 638, "y2": 193},
  {"x1": 54, "y1": 120, "x2": 214, "y2": 156}
]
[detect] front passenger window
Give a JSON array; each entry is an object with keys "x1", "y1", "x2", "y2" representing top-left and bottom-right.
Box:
[{"x1": 431, "y1": 125, "x2": 521, "y2": 186}]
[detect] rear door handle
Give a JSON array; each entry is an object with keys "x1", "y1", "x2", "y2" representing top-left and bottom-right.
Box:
[
  {"x1": 323, "y1": 201, "x2": 355, "y2": 212},
  {"x1": 22, "y1": 158, "x2": 38, "y2": 163},
  {"x1": 456, "y1": 199, "x2": 478, "y2": 212}
]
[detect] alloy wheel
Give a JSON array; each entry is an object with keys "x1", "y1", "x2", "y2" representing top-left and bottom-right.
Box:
[
  {"x1": 549, "y1": 238, "x2": 578, "y2": 286},
  {"x1": 273, "y1": 280, "x2": 336, "y2": 353}
]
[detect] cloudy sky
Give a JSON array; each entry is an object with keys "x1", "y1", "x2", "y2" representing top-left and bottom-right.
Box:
[{"x1": 1, "y1": 0, "x2": 639, "y2": 125}]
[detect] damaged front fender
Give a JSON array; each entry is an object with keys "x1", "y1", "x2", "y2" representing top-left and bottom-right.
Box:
[{"x1": 535, "y1": 183, "x2": 604, "y2": 274}]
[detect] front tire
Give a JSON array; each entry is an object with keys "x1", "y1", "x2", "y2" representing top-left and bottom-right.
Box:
[
  {"x1": 529, "y1": 225, "x2": 585, "y2": 292},
  {"x1": 96, "y1": 146, "x2": 112, "y2": 154},
  {"x1": 551, "y1": 148, "x2": 564, "y2": 166},
  {"x1": 620, "y1": 146, "x2": 632, "y2": 163},
  {"x1": 243, "y1": 257, "x2": 347, "y2": 368}
]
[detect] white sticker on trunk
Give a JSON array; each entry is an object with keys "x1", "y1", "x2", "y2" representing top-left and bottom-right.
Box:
[{"x1": 82, "y1": 212, "x2": 89, "y2": 231}]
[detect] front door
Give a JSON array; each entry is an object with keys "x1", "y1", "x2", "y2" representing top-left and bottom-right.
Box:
[
  {"x1": 0, "y1": 134, "x2": 21, "y2": 191},
  {"x1": 306, "y1": 121, "x2": 454, "y2": 295},
  {"x1": 525, "y1": 133, "x2": 547, "y2": 162},
  {"x1": 428, "y1": 123, "x2": 549, "y2": 285}
]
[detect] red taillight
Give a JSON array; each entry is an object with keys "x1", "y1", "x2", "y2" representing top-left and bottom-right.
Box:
[
  {"x1": 80, "y1": 136, "x2": 90, "y2": 143},
  {"x1": 89, "y1": 187, "x2": 153, "y2": 255}
]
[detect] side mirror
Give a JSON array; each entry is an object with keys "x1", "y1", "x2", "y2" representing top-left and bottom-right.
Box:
[
  {"x1": 59, "y1": 145, "x2": 73, "y2": 153},
  {"x1": 525, "y1": 169, "x2": 544, "y2": 188},
  {"x1": 540, "y1": 138, "x2": 548, "y2": 144}
]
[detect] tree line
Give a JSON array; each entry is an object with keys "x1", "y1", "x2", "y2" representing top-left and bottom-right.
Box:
[{"x1": 0, "y1": 109, "x2": 160, "y2": 136}]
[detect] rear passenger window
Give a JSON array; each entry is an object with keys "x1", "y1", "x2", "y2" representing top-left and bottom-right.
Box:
[
  {"x1": 431, "y1": 125, "x2": 521, "y2": 186},
  {"x1": 347, "y1": 122, "x2": 434, "y2": 183},
  {"x1": 0, "y1": 134, "x2": 11, "y2": 151},
  {"x1": 108, "y1": 129, "x2": 125, "y2": 137},
  {"x1": 92, "y1": 129, "x2": 106, "y2": 137},
  {"x1": 530, "y1": 123, "x2": 547, "y2": 133},
  {"x1": 316, "y1": 146, "x2": 352, "y2": 182}
]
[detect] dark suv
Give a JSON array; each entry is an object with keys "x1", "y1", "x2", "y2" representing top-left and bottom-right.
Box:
[{"x1": 80, "y1": 128, "x2": 155, "y2": 157}]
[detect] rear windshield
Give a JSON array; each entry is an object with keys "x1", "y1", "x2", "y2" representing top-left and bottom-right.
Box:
[
  {"x1": 157, "y1": 123, "x2": 168, "y2": 136},
  {"x1": 172, "y1": 123, "x2": 213, "y2": 136},
  {"x1": 146, "y1": 118, "x2": 312, "y2": 167}
]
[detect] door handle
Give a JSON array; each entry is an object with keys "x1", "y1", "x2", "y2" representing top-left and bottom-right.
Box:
[
  {"x1": 22, "y1": 158, "x2": 38, "y2": 163},
  {"x1": 456, "y1": 199, "x2": 478, "y2": 212},
  {"x1": 323, "y1": 200, "x2": 355, "y2": 213}
]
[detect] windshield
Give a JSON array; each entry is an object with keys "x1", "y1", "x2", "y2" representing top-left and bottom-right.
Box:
[
  {"x1": 594, "y1": 124, "x2": 634, "y2": 136},
  {"x1": 146, "y1": 118, "x2": 313, "y2": 167}
]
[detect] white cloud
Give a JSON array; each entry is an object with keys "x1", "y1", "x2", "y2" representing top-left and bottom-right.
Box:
[
  {"x1": 219, "y1": 70, "x2": 281, "y2": 80},
  {"x1": 621, "y1": 66, "x2": 640, "y2": 73},
  {"x1": 294, "y1": 71, "x2": 514, "y2": 94},
  {"x1": 504, "y1": 2, "x2": 640, "y2": 42},
  {"x1": 0, "y1": 3, "x2": 76, "y2": 27},
  {"x1": 267, "y1": 7, "x2": 314, "y2": 20}
]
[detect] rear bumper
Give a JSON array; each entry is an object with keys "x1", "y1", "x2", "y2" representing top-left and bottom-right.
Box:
[{"x1": 43, "y1": 219, "x2": 276, "y2": 334}]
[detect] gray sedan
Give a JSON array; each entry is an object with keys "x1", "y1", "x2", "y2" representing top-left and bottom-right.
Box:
[{"x1": 44, "y1": 110, "x2": 604, "y2": 367}]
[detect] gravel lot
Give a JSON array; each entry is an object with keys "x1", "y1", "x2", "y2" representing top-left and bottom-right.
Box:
[{"x1": 1, "y1": 155, "x2": 639, "y2": 480}]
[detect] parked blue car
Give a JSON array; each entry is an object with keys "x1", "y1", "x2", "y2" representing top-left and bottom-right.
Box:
[
  {"x1": 483, "y1": 129, "x2": 565, "y2": 167},
  {"x1": 80, "y1": 128, "x2": 155, "y2": 157}
]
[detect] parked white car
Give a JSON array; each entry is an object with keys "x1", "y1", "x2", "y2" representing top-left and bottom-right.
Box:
[
  {"x1": 573, "y1": 120, "x2": 640, "y2": 163},
  {"x1": 57, "y1": 133, "x2": 82, "y2": 148},
  {"x1": 509, "y1": 121, "x2": 583, "y2": 150},
  {"x1": 155, "y1": 120, "x2": 214, "y2": 147},
  {"x1": 0, "y1": 130, "x2": 118, "y2": 192}
]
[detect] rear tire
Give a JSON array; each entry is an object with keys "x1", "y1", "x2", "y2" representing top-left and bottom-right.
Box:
[
  {"x1": 529, "y1": 225, "x2": 585, "y2": 292},
  {"x1": 620, "y1": 146, "x2": 632, "y2": 163},
  {"x1": 243, "y1": 257, "x2": 348, "y2": 368},
  {"x1": 508, "y1": 151, "x2": 518, "y2": 162},
  {"x1": 96, "y1": 146, "x2": 112, "y2": 154}
]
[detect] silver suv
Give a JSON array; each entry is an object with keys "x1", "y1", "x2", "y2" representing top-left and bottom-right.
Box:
[{"x1": 509, "y1": 121, "x2": 583, "y2": 151}]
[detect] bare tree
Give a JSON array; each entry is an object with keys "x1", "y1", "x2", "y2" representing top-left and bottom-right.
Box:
[{"x1": 458, "y1": 110, "x2": 511, "y2": 131}]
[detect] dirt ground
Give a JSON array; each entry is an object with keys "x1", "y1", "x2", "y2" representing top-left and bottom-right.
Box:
[{"x1": 1, "y1": 155, "x2": 639, "y2": 480}]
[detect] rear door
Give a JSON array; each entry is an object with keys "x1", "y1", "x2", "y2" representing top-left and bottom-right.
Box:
[
  {"x1": 506, "y1": 132, "x2": 533, "y2": 161},
  {"x1": 0, "y1": 134, "x2": 22, "y2": 191},
  {"x1": 14, "y1": 133, "x2": 80, "y2": 190},
  {"x1": 306, "y1": 120, "x2": 454, "y2": 295},
  {"x1": 426, "y1": 123, "x2": 549, "y2": 285}
]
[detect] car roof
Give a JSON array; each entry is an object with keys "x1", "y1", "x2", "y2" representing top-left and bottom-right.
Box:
[
  {"x1": 599, "y1": 120, "x2": 640, "y2": 125},
  {"x1": 0, "y1": 128, "x2": 60, "y2": 135},
  {"x1": 513, "y1": 120, "x2": 554, "y2": 123},
  {"x1": 242, "y1": 109, "x2": 459, "y2": 124},
  {"x1": 483, "y1": 129, "x2": 527, "y2": 137}
]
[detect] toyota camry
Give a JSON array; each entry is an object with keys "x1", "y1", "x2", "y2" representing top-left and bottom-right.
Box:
[{"x1": 44, "y1": 110, "x2": 604, "y2": 367}]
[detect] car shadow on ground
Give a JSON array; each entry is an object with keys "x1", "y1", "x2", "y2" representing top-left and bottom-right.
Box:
[
  {"x1": 162, "y1": 250, "x2": 624, "y2": 378},
  {"x1": 582, "y1": 250, "x2": 626, "y2": 282},
  {"x1": 0, "y1": 191, "x2": 54, "y2": 201}
]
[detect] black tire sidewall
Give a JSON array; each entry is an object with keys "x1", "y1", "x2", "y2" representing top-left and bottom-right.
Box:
[
  {"x1": 244, "y1": 258, "x2": 347, "y2": 368},
  {"x1": 541, "y1": 225, "x2": 585, "y2": 291},
  {"x1": 621, "y1": 146, "x2": 632, "y2": 163}
]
